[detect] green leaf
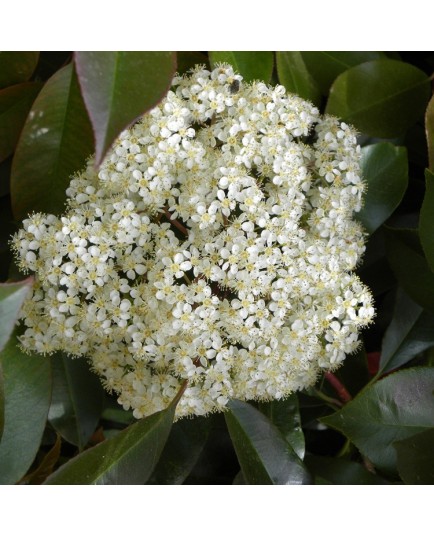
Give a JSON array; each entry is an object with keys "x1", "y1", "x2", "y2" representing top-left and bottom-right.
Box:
[
  {"x1": 420, "y1": 169, "x2": 434, "y2": 273},
  {"x1": 321, "y1": 368, "x2": 434, "y2": 473},
  {"x1": 101, "y1": 402, "x2": 134, "y2": 427},
  {"x1": 0, "y1": 52, "x2": 39, "y2": 89},
  {"x1": 0, "y1": 82, "x2": 43, "y2": 163},
  {"x1": 326, "y1": 59, "x2": 430, "y2": 138},
  {"x1": 426, "y1": 95, "x2": 434, "y2": 171},
  {"x1": 357, "y1": 143, "x2": 408, "y2": 234},
  {"x1": 10, "y1": 63, "x2": 94, "y2": 220},
  {"x1": 209, "y1": 52, "x2": 274, "y2": 83},
  {"x1": 0, "y1": 360, "x2": 4, "y2": 442},
  {"x1": 257, "y1": 394, "x2": 305, "y2": 459},
  {"x1": 0, "y1": 333, "x2": 52, "y2": 484},
  {"x1": 48, "y1": 355, "x2": 105, "y2": 450},
  {"x1": 0, "y1": 278, "x2": 34, "y2": 353},
  {"x1": 44, "y1": 404, "x2": 175, "y2": 484},
  {"x1": 300, "y1": 52, "x2": 385, "y2": 95},
  {"x1": 358, "y1": 228, "x2": 396, "y2": 297},
  {"x1": 176, "y1": 52, "x2": 209, "y2": 75},
  {"x1": 380, "y1": 289, "x2": 434, "y2": 374},
  {"x1": 334, "y1": 345, "x2": 370, "y2": 397},
  {"x1": 147, "y1": 416, "x2": 211, "y2": 484},
  {"x1": 385, "y1": 228, "x2": 434, "y2": 315},
  {"x1": 74, "y1": 52, "x2": 176, "y2": 166},
  {"x1": 276, "y1": 52, "x2": 321, "y2": 106},
  {"x1": 225, "y1": 399, "x2": 311, "y2": 484},
  {"x1": 395, "y1": 428, "x2": 434, "y2": 484},
  {"x1": 305, "y1": 455, "x2": 388, "y2": 485}
]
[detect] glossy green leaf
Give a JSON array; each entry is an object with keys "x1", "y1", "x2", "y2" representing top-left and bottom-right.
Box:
[
  {"x1": 426, "y1": 95, "x2": 434, "y2": 171},
  {"x1": 301, "y1": 52, "x2": 385, "y2": 95},
  {"x1": 420, "y1": 169, "x2": 434, "y2": 273},
  {"x1": 148, "y1": 416, "x2": 211, "y2": 484},
  {"x1": 380, "y1": 289, "x2": 434, "y2": 374},
  {"x1": 0, "y1": 52, "x2": 39, "y2": 89},
  {"x1": 385, "y1": 228, "x2": 434, "y2": 315},
  {"x1": 395, "y1": 428, "x2": 434, "y2": 484},
  {"x1": 44, "y1": 404, "x2": 175, "y2": 484},
  {"x1": 326, "y1": 60, "x2": 430, "y2": 138},
  {"x1": 0, "y1": 333, "x2": 52, "y2": 484},
  {"x1": 48, "y1": 355, "x2": 104, "y2": 450},
  {"x1": 276, "y1": 52, "x2": 321, "y2": 106},
  {"x1": 10, "y1": 63, "x2": 94, "y2": 220},
  {"x1": 75, "y1": 52, "x2": 176, "y2": 165},
  {"x1": 225, "y1": 399, "x2": 311, "y2": 484},
  {"x1": 357, "y1": 143, "x2": 408, "y2": 234},
  {"x1": 257, "y1": 394, "x2": 305, "y2": 459},
  {"x1": 0, "y1": 82, "x2": 43, "y2": 162},
  {"x1": 209, "y1": 52, "x2": 274, "y2": 83},
  {"x1": 321, "y1": 368, "x2": 434, "y2": 473},
  {"x1": 0, "y1": 277, "x2": 33, "y2": 353},
  {"x1": 305, "y1": 455, "x2": 388, "y2": 485}
]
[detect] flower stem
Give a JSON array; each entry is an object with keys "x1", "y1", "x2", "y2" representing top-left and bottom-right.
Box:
[
  {"x1": 172, "y1": 380, "x2": 188, "y2": 407},
  {"x1": 164, "y1": 207, "x2": 188, "y2": 236},
  {"x1": 324, "y1": 372, "x2": 352, "y2": 404}
]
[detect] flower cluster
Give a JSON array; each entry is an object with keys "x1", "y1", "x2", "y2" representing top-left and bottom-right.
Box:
[{"x1": 11, "y1": 64, "x2": 374, "y2": 418}]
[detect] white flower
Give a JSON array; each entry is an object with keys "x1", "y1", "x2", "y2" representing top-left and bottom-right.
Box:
[{"x1": 11, "y1": 64, "x2": 374, "y2": 419}]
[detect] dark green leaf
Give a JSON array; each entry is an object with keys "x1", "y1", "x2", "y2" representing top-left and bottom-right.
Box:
[
  {"x1": 385, "y1": 228, "x2": 434, "y2": 315},
  {"x1": 426, "y1": 95, "x2": 434, "y2": 171},
  {"x1": 101, "y1": 403, "x2": 134, "y2": 427},
  {"x1": 420, "y1": 169, "x2": 434, "y2": 273},
  {"x1": 0, "y1": 82, "x2": 43, "y2": 162},
  {"x1": 334, "y1": 345, "x2": 370, "y2": 397},
  {"x1": 232, "y1": 470, "x2": 246, "y2": 484},
  {"x1": 176, "y1": 52, "x2": 209, "y2": 75},
  {"x1": 44, "y1": 404, "x2": 175, "y2": 484},
  {"x1": 358, "y1": 228, "x2": 396, "y2": 297},
  {"x1": 326, "y1": 60, "x2": 430, "y2": 138},
  {"x1": 276, "y1": 52, "x2": 321, "y2": 106},
  {"x1": 10, "y1": 63, "x2": 94, "y2": 220},
  {"x1": 23, "y1": 434, "x2": 62, "y2": 485},
  {"x1": 48, "y1": 354, "x2": 104, "y2": 450},
  {"x1": 31, "y1": 52, "x2": 71, "y2": 82},
  {"x1": 380, "y1": 289, "x2": 434, "y2": 374},
  {"x1": 305, "y1": 455, "x2": 388, "y2": 485},
  {"x1": 209, "y1": 52, "x2": 274, "y2": 83},
  {"x1": 0, "y1": 52, "x2": 39, "y2": 89},
  {"x1": 321, "y1": 368, "x2": 434, "y2": 473},
  {"x1": 0, "y1": 156, "x2": 12, "y2": 196},
  {"x1": 0, "y1": 333, "x2": 52, "y2": 484},
  {"x1": 300, "y1": 52, "x2": 385, "y2": 94},
  {"x1": 357, "y1": 143, "x2": 408, "y2": 234},
  {"x1": 74, "y1": 52, "x2": 176, "y2": 165},
  {"x1": 148, "y1": 416, "x2": 211, "y2": 484},
  {"x1": 0, "y1": 360, "x2": 4, "y2": 441},
  {"x1": 395, "y1": 428, "x2": 434, "y2": 484},
  {"x1": 225, "y1": 399, "x2": 311, "y2": 484},
  {"x1": 0, "y1": 277, "x2": 33, "y2": 353},
  {"x1": 257, "y1": 394, "x2": 305, "y2": 459}
]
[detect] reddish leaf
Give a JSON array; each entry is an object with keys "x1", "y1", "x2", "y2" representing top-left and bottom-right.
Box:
[{"x1": 75, "y1": 52, "x2": 176, "y2": 166}]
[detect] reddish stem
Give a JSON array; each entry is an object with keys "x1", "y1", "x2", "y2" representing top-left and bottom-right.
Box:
[
  {"x1": 172, "y1": 379, "x2": 188, "y2": 406},
  {"x1": 324, "y1": 372, "x2": 352, "y2": 404},
  {"x1": 164, "y1": 207, "x2": 188, "y2": 236}
]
